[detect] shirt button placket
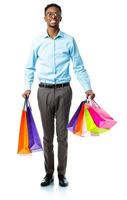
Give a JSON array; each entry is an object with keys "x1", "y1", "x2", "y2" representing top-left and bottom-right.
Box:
[
  {"x1": 53, "y1": 39, "x2": 56, "y2": 114},
  {"x1": 53, "y1": 39, "x2": 56, "y2": 85}
]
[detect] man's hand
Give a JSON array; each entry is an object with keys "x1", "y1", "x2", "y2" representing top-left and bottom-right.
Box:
[
  {"x1": 85, "y1": 90, "x2": 95, "y2": 100},
  {"x1": 22, "y1": 90, "x2": 31, "y2": 98}
]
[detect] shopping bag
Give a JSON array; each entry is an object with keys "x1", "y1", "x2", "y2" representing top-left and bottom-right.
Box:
[
  {"x1": 74, "y1": 103, "x2": 87, "y2": 136},
  {"x1": 84, "y1": 107, "x2": 109, "y2": 134},
  {"x1": 88, "y1": 100, "x2": 117, "y2": 129},
  {"x1": 67, "y1": 101, "x2": 83, "y2": 132},
  {"x1": 67, "y1": 100, "x2": 111, "y2": 136},
  {"x1": 26, "y1": 99, "x2": 43, "y2": 151},
  {"x1": 17, "y1": 101, "x2": 31, "y2": 154}
]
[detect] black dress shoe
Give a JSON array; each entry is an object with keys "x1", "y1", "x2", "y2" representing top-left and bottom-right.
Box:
[
  {"x1": 40, "y1": 174, "x2": 54, "y2": 187},
  {"x1": 58, "y1": 175, "x2": 69, "y2": 187}
]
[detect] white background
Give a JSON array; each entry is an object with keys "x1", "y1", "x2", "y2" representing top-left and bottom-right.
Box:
[{"x1": 0, "y1": 0, "x2": 127, "y2": 199}]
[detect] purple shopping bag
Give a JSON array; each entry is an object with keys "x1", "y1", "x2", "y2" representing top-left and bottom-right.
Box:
[
  {"x1": 67, "y1": 101, "x2": 84, "y2": 133},
  {"x1": 26, "y1": 99, "x2": 43, "y2": 151}
]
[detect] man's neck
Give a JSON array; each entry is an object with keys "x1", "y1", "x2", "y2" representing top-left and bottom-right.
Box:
[{"x1": 47, "y1": 27, "x2": 60, "y2": 39}]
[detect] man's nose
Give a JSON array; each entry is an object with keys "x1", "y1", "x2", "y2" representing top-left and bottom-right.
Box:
[{"x1": 52, "y1": 14, "x2": 56, "y2": 19}]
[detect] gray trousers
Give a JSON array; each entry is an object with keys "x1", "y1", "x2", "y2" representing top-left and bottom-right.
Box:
[{"x1": 37, "y1": 85, "x2": 72, "y2": 176}]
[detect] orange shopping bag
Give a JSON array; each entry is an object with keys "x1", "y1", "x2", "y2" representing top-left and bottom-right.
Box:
[
  {"x1": 17, "y1": 102, "x2": 31, "y2": 154},
  {"x1": 74, "y1": 103, "x2": 87, "y2": 136}
]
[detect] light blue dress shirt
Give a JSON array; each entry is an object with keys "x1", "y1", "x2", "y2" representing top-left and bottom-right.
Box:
[{"x1": 25, "y1": 31, "x2": 92, "y2": 91}]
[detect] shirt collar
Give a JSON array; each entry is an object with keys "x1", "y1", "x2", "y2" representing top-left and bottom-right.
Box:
[{"x1": 42, "y1": 30, "x2": 64, "y2": 39}]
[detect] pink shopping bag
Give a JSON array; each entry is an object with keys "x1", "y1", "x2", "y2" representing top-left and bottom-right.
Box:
[{"x1": 87, "y1": 100, "x2": 117, "y2": 129}]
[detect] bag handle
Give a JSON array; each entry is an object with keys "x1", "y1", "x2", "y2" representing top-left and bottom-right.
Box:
[
  {"x1": 91, "y1": 100, "x2": 101, "y2": 108},
  {"x1": 83, "y1": 99, "x2": 88, "y2": 103},
  {"x1": 23, "y1": 97, "x2": 32, "y2": 111},
  {"x1": 83, "y1": 98, "x2": 90, "y2": 108},
  {"x1": 85, "y1": 97, "x2": 101, "y2": 109},
  {"x1": 25, "y1": 97, "x2": 32, "y2": 110}
]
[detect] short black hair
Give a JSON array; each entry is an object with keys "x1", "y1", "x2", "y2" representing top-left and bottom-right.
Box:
[{"x1": 44, "y1": 3, "x2": 62, "y2": 15}]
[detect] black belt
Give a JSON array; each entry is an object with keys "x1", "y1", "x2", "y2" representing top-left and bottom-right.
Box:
[{"x1": 39, "y1": 82, "x2": 70, "y2": 88}]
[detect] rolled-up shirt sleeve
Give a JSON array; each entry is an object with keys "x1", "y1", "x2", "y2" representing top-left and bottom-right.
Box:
[{"x1": 70, "y1": 38, "x2": 92, "y2": 92}]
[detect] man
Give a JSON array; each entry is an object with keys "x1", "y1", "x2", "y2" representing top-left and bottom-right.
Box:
[{"x1": 22, "y1": 3, "x2": 95, "y2": 187}]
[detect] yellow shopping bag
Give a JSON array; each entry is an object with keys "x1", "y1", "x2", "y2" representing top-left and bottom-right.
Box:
[{"x1": 84, "y1": 108, "x2": 109, "y2": 135}]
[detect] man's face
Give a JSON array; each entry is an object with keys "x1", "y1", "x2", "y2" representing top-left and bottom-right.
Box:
[{"x1": 44, "y1": 6, "x2": 62, "y2": 28}]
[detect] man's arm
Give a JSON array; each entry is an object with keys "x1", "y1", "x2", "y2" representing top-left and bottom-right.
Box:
[
  {"x1": 22, "y1": 41, "x2": 38, "y2": 98},
  {"x1": 70, "y1": 38, "x2": 95, "y2": 99}
]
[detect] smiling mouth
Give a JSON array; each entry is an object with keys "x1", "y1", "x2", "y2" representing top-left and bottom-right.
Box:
[{"x1": 50, "y1": 20, "x2": 57, "y2": 23}]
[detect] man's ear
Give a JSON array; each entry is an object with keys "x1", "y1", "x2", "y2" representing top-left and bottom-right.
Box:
[{"x1": 60, "y1": 16, "x2": 62, "y2": 21}]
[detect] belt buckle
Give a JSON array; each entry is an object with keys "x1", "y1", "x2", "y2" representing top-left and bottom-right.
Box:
[{"x1": 44, "y1": 83, "x2": 46, "y2": 88}]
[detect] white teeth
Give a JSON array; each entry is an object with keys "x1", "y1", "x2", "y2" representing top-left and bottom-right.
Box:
[{"x1": 51, "y1": 20, "x2": 56, "y2": 23}]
